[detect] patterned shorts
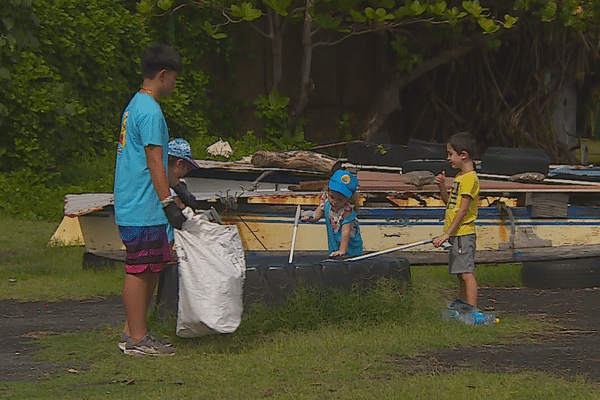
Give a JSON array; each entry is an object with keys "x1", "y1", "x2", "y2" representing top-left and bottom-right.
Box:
[{"x1": 118, "y1": 225, "x2": 171, "y2": 274}]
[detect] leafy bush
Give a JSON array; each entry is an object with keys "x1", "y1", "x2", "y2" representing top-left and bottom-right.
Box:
[{"x1": 254, "y1": 89, "x2": 312, "y2": 150}]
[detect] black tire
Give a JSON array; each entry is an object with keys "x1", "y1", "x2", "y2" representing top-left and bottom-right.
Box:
[
  {"x1": 402, "y1": 159, "x2": 457, "y2": 177},
  {"x1": 347, "y1": 142, "x2": 409, "y2": 167},
  {"x1": 243, "y1": 254, "x2": 411, "y2": 305},
  {"x1": 82, "y1": 252, "x2": 119, "y2": 270},
  {"x1": 481, "y1": 147, "x2": 550, "y2": 176},
  {"x1": 407, "y1": 139, "x2": 447, "y2": 159},
  {"x1": 521, "y1": 257, "x2": 600, "y2": 289},
  {"x1": 155, "y1": 265, "x2": 179, "y2": 319}
]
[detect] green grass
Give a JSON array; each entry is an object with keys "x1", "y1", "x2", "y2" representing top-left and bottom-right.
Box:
[
  {"x1": 2, "y1": 214, "x2": 599, "y2": 398},
  {"x1": 0, "y1": 215, "x2": 123, "y2": 301}
]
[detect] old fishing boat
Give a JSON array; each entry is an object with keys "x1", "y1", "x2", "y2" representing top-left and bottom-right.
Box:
[{"x1": 54, "y1": 157, "x2": 600, "y2": 266}]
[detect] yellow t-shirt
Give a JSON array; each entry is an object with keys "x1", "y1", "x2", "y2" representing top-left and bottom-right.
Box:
[{"x1": 444, "y1": 170, "x2": 479, "y2": 236}]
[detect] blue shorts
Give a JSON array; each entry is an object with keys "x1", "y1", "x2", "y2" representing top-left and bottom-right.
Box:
[{"x1": 118, "y1": 225, "x2": 171, "y2": 274}]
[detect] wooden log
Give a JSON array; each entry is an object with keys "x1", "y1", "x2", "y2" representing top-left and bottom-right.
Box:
[{"x1": 251, "y1": 150, "x2": 342, "y2": 174}]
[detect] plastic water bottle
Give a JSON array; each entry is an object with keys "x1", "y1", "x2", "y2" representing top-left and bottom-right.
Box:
[
  {"x1": 462, "y1": 312, "x2": 497, "y2": 326},
  {"x1": 441, "y1": 309, "x2": 462, "y2": 322}
]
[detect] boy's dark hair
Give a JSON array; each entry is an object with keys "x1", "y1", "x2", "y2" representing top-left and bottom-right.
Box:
[
  {"x1": 448, "y1": 132, "x2": 477, "y2": 159},
  {"x1": 168, "y1": 155, "x2": 179, "y2": 167},
  {"x1": 141, "y1": 44, "x2": 183, "y2": 79}
]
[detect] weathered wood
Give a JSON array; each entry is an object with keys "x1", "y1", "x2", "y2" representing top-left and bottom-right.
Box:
[{"x1": 251, "y1": 150, "x2": 342, "y2": 174}]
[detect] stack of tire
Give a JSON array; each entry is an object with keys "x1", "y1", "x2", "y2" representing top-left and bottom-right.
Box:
[
  {"x1": 155, "y1": 254, "x2": 411, "y2": 314},
  {"x1": 244, "y1": 254, "x2": 411, "y2": 306},
  {"x1": 347, "y1": 138, "x2": 456, "y2": 176},
  {"x1": 480, "y1": 147, "x2": 550, "y2": 176}
]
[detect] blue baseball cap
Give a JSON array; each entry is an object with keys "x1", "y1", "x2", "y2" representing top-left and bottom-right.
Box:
[
  {"x1": 168, "y1": 138, "x2": 200, "y2": 169},
  {"x1": 328, "y1": 170, "x2": 358, "y2": 198}
]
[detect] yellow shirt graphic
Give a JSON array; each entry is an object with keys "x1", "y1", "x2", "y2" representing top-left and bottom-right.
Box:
[{"x1": 444, "y1": 170, "x2": 479, "y2": 236}]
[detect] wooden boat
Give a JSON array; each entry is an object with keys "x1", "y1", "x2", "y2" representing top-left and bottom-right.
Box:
[{"x1": 55, "y1": 159, "x2": 600, "y2": 266}]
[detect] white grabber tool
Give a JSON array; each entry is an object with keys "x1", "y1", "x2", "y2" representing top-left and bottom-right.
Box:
[
  {"x1": 288, "y1": 205, "x2": 302, "y2": 264},
  {"x1": 345, "y1": 238, "x2": 450, "y2": 262}
]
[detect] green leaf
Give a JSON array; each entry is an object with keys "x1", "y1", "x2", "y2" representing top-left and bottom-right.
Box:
[
  {"x1": 429, "y1": 1, "x2": 447, "y2": 15},
  {"x1": 315, "y1": 13, "x2": 340, "y2": 29},
  {"x1": 232, "y1": 3, "x2": 262, "y2": 21},
  {"x1": 157, "y1": 0, "x2": 173, "y2": 11},
  {"x1": 0, "y1": 67, "x2": 10, "y2": 80},
  {"x1": 478, "y1": 17, "x2": 499, "y2": 33},
  {"x1": 462, "y1": 0, "x2": 482, "y2": 18},
  {"x1": 375, "y1": 8, "x2": 394, "y2": 21},
  {"x1": 365, "y1": 7, "x2": 378, "y2": 20},
  {"x1": 541, "y1": 2, "x2": 556, "y2": 22},
  {"x1": 350, "y1": 9, "x2": 366, "y2": 22},
  {"x1": 136, "y1": 0, "x2": 152, "y2": 14},
  {"x1": 212, "y1": 33, "x2": 227, "y2": 39},
  {"x1": 203, "y1": 20, "x2": 214, "y2": 35},
  {"x1": 7, "y1": 34, "x2": 17, "y2": 47},
  {"x1": 263, "y1": 0, "x2": 292, "y2": 16},
  {"x1": 503, "y1": 14, "x2": 519, "y2": 29},
  {"x1": 2, "y1": 17, "x2": 15, "y2": 30},
  {"x1": 410, "y1": 0, "x2": 426, "y2": 15}
]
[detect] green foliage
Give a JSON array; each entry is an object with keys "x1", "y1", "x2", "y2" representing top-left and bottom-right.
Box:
[
  {"x1": 0, "y1": 152, "x2": 115, "y2": 221},
  {"x1": 0, "y1": 0, "x2": 147, "y2": 172},
  {"x1": 335, "y1": 112, "x2": 358, "y2": 142},
  {"x1": 254, "y1": 89, "x2": 312, "y2": 150}
]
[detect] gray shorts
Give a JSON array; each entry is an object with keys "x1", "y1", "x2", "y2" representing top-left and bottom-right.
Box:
[{"x1": 448, "y1": 234, "x2": 476, "y2": 275}]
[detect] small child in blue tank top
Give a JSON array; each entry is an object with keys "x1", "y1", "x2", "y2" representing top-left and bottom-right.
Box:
[{"x1": 301, "y1": 170, "x2": 363, "y2": 257}]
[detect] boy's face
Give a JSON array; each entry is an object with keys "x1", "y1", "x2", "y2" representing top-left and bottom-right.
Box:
[
  {"x1": 158, "y1": 70, "x2": 178, "y2": 98},
  {"x1": 446, "y1": 143, "x2": 467, "y2": 170},
  {"x1": 171, "y1": 158, "x2": 193, "y2": 180}
]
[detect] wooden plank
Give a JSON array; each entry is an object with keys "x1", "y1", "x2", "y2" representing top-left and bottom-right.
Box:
[{"x1": 356, "y1": 171, "x2": 600, "y2": 193}]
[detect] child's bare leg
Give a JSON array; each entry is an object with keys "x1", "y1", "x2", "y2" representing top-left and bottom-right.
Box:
[
  {"x1": 459, "y1": 272, "x2": 478, "y2": 308},
  {"x1": 123, "y1": 270, "x2": 159, "y2": 343}
]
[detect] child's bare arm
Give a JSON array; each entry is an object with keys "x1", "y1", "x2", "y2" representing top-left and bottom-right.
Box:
[
  {"x1": 433, "y1": 194, "x2": 471, "y2": 247},
  {"x1": 435, "y1": 170, "x2": 449, "y2": 204},
  {"x1": 330, "y1": 222, "x2": 351, "y2": 257},
  {"x1": 301, "y1": 203, "x2": 324, "y2": 222}
]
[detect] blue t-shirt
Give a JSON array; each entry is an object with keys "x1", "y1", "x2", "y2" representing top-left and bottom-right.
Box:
[
  {"x1": 324, "y1": 201, "x2": 363, "y2": 256},
  {"x1": 114, "y1": 93, "x2": 169, "y2": 227}
]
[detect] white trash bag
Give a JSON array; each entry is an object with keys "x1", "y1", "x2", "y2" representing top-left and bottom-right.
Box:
[{"x1": 174, "y1": 208, "x2": 245, "y2": 338}]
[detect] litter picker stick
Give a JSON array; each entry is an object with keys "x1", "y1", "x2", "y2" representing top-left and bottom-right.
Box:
[
  {"x1": 346, "y1": 238, "x2": 435, "y2": 262},
  {"x1": 288, "y1": 205, "x2": 302, "y2": 264}
]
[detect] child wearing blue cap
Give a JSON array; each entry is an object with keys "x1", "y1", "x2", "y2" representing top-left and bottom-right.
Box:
[{"x1": 302, "y1": 169, "x2": 363, "y2": 257}]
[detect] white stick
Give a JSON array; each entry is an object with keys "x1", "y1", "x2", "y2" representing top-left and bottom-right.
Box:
[
  {"x1": 288, "y1": 205, "x2": 302, "y2": 264},
  {"x1": 346, "y1": 238, "x2": 434, "y2": 262}
]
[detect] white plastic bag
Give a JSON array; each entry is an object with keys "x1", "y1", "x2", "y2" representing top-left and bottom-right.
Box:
[{"x1": 174, "y1": 208, "x2": 245, "y2": 338}]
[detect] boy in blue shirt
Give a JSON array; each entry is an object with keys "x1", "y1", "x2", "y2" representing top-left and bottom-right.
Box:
[{"x1": 114, "y1": 44, "x2": 184, "y2": 356}]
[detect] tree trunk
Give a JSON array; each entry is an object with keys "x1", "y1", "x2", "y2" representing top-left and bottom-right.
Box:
[
  {"x1": 251, "y1": 150, "x2": 341, "y2": 173},
  {"x1": 268, "y1": 9, "x2": 284, "y2": 91},
  {"x1": 288, "y1": 0, "x2": 315, "y2": 132},
  {"x1": 362, "y1": 43, "x2": 481, "y2": 142}
]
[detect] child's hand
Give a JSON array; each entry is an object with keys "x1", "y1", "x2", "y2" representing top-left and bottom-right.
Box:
[
  {"x1": 434, "y1": 170, "x2": 446, "y2": 187},
  {"x1": 301, "y1": 215, "x2": 311, "y2": 222},
  {"x1": 433, "y1": 233, "x2": 449, "y2": 248},
  {"x1": 329, "y1": 250, "x2": 345, "y2": 257}
]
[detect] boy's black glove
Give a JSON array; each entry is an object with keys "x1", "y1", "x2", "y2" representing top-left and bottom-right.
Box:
[
  {"x1": 163, "y1": 202, "x2": 186, "y2": 230},
  {"x1": 173, "y1": 182, "x2": 198, "y2": 210}
]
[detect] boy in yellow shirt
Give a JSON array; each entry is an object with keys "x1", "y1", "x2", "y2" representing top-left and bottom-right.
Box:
[{"x1": 433, "y1": 132, "x2": 480, "y2": 307}]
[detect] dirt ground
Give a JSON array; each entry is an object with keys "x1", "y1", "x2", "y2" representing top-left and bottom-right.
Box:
[{"x1": 2, "y1": 287, "x2": 600, "y2": 383}]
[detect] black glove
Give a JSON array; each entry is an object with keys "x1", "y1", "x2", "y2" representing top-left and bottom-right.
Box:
[
  {"x1": 173, "y1": 182, "x2": 198, "y2": 210},
  {"x1": 163, "y1": 202, "x2": 186, "y2": 230}
]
